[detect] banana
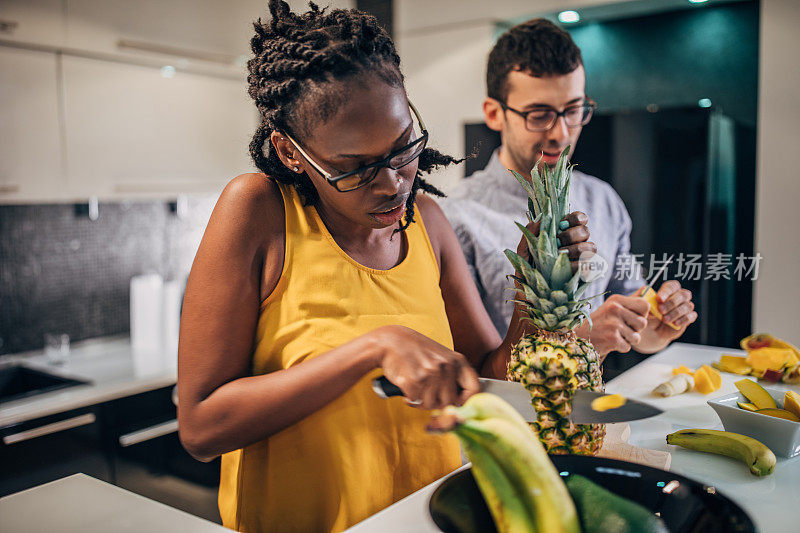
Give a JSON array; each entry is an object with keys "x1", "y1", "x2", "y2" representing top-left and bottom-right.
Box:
[
  {"x1": 456, "y1": 428, "x2": 537, "y2": 533},
  {"x1": 666, "y1": 429, "x2": 776, "y2": 476},
  {"x1": 454, "y1": 416, "x2": 580, "y2": 533}
]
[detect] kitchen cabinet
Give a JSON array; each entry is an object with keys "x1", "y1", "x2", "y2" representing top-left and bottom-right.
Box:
[
  {"x1": 61, "y1": 54, "x2": 256, "y2": 200},
  {"x1": 64, "y1": 0, "x2": 263, "y2": 61},
  {"x1": 0, "y1": 404, "x2": 112, "y2": 497},
  {"x1": 0, "y1": 45, "x2": 65, "y2": 203},
  {"x1": 0, "y1": 0, "x2": 66, "y2": 48}
]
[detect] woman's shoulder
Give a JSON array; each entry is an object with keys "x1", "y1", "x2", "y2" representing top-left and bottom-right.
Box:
[
  {"x1": 208, "y1": 173, "x2": 285, "y2": 247},
  {"x1": 413, "y1": 193, "x2": 451, "y2": 258}
]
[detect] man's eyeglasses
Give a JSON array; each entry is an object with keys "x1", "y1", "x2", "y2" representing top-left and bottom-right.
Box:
[
  {"x1": 284, "y1": 100, "x2": 429, "y2": 193},
  {"x1": 499, "y1": 99, "x2": 596, "y2": 132}
]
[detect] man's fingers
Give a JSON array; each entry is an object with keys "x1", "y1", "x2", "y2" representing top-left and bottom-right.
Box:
[
  {"x1": 673, "y1": 311, "x2": 698, "y2": 328},
  {"x1": 619, "y1": 325, "x2": 641, "y2": 347},
  {"x1": 562, "y1": 241, "x2": 597, "y2": 259},
  {"x1": 656, "y1": 280, "x2": 681, "y2": 302},
  {"x1": 619, "y1": 295, "x2": 651, "y2": 316},
  {"x1": 558, "y1": 224, "x2": 590, "y2": 245},
  {"x1": 562, "y1": 211, "x2": 588, "y2": 227},
  {"x1": 664, "y1": 302, "x2": 695, "y2": 324},
  {"x1": 658, "y1": 289, "x2": 692, "y2": 315},
  {"x1": 618, "y1": 307, "x2": 649, "y2": 332}
]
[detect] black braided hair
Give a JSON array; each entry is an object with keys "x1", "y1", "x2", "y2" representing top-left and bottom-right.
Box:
[{"x1": 247, "y1": 0, "x2": 461, "y2": 231}]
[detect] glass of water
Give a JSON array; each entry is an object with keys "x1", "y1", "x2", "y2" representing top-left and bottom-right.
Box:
[{"x1": 44, "y1": 333, "x2": 70, "y2": 365}]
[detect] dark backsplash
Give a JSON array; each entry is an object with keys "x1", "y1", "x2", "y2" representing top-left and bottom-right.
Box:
[{"x1": 0, "y1": 197, "x2": 216, "y2": 355}]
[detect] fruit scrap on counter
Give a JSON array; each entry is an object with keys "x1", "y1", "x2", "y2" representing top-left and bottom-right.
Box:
[
  {"x1": 713, "y1": 355, "x2": 752, "y2": 375},
  {"x1": 693, "y1": 365, "x2": 722, "y2": 394},
  {"x1": 652, "y1": 374, "x2": 694, "y2": 397},
  {"x1": 590, "y1": 394, "x2": 626, "y2": 412},
  {"x1": 717, "y1": 333, "x2": 800, "y2": 384},
  {"x1": 639, "y1": 287, "x2": 681, "y2": 330},
  {"x1": 666, "y1": 429, "x2": 776, "y2": 476}
]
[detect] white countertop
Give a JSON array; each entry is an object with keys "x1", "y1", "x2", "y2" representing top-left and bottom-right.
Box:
[
  {"x1": 345, "y1": 342, "x2": 800, "y2": 533},
  {"x1": 0, "y1": 473, "x2": 228, "y2": 533},
  {"x1": 0, "y1": 337, "x2": 176, "y2": 428}
]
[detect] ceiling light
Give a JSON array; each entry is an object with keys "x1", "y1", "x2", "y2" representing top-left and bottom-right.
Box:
[
  {"x1": 689, "y1": 0, "x2": 709, "y2": 4},
  {"x1": 698, "y1": 98, "x2": 712, "y2": 108},
  {"x1": 558, "y1": 11, "x2": 580, "y2": 24},
  {"x1": 160, "y1": 65, "x2": 176, "y2": 78}
]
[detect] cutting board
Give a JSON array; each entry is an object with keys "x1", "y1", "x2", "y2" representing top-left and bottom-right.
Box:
[{"x1": 596, "y1": 423, "x2": 671, "y2": 470}]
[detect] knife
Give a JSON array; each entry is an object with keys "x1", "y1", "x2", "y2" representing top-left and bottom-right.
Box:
[
  {"x1": 636, "y1": 257, "x2": 673, "y2": 297},
  {"x1": 372, "y1": 376, "x2": 662, "y2": 424}
]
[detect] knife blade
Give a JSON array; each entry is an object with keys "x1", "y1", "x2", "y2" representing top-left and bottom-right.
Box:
[
  {"x1": 637, "y1": 257, "x2": 673, "y2": 297},
  {"x1": 372, "y1": 376, "x2": 663, "y2": 424}
]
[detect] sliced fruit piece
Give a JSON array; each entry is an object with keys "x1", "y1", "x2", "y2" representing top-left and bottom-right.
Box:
[
  {"x1": 745, "y1": 347, "x2": 792, "y2": 372},
  {"x1": 716, "y1": 354, "x2": 753, "y2": 375},
  {"x1": 734, "y1": 379, "x2": 777, "y2": 409},
  {"x1": 740, "y1": 333, "x2": 800, "y2": 365},
  {"x1": 737, "y1": 402, "x2": 758, "y2": 412},
  {"x1": 755, "y1": 408, "x2": 800, "y2": 423},
  {"x1": 652, "y1": 374, "x2": 694, "y2": 397},
  {"x1": 700, "y1": 365, "x2": 721, "y2": 389},
  {"x1": 693, "y1": 367, "x2": 716, "y2": 394},
  {"x1": 784, "y1": 391, "x2": 800, "y2": 419},
  {"x1": 672, "y1": 365, "x2": 694, "y2": 376},
  {"x1": 591, "y1": 394, "x2": 626, "y2": 412},
  {"x1": 640, "y1": 287, "x2": 681, "y2": 331},
  {"x1": 761, "y1": 368, "x2": 784, "y2": 383}
]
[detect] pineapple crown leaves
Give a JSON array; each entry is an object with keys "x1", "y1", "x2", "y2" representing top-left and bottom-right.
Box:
[{"x1": 503, "y1": 146, "x2": 596, "y2": 332}]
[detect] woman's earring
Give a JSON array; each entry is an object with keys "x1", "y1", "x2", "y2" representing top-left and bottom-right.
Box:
[{"x1": 293, "y1": 166, "x2": 300, "y2": 172}]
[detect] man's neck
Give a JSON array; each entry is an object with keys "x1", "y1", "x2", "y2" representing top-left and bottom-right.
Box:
[{"x1": 497, "y1": 145, "x2": 528, "y2": 177}]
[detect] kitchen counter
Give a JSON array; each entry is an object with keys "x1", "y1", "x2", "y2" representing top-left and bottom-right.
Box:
[
  {"x1": 0, "y1": 337, "x2": 176, "y2": 428},
  {"x1": 0, "y1": 473, "x2": 227, "y2": 532},
  {"x1": 345, "y1": 342, "x2": 800, "y2": 533}
]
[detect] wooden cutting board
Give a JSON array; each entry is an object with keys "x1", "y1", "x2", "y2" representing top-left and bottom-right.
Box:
[{"x1": 596, "y1": 423, "x2": 671, "y2": 470}]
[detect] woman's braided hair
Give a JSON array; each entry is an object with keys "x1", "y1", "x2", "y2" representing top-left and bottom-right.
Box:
[{"x1": 248, "y1": 0, "x2": 460, "y2": 231}]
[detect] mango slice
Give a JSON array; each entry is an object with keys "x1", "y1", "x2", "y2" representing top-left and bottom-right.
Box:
[
  {"x1": 700, "y1": 365, "x2": 721, "y2": 389},
  {"x1": 785, "y1": 391, "x2": 800, "y2": 419},
  {"x1": 735, "y1": 379, "x2": 777, "y2": 409},
  {"x1": 640, "y1": 287, "x2": 681, "y2": 330},
  {"x1": 737, "y1": 402, "x2": 758, "y2": 412},
  {"x1": 740, "y1": 333, "x2": 800, "y2": 365},
  {"x1": 591, "y1": 394, "x2": 627, "y2": 412},
  {"x1": 693, "y1": 367, "x2": 717, "y2": 394},
  {"x1": 715, "y1": 354, "x2": 753, "y2": 375},
  {"x1": 672, "y1": 365, "x2": 695, "y2": 376},
  {"x1": 745, "y1": 347, "x2": 792, "y2": 372},
  {"x1": 755, "y1": 408, "x2": 800, "y2": 423}
]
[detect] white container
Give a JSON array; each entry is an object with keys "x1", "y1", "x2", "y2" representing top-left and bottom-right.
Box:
[
  {"x1": 130, "y1": 274, "x2": 164, "y2": 375},
  {"x1": 162, "y1": 278, "x2": 184, "y2": 370}
]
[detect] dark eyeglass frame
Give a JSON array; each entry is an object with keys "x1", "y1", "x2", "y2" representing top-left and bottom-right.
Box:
[
  {"x1": 499, "y1": 98, "x2": 597, "y2": 132},
  {"x1": 284, "y1": 100, "x2": 429, "y2": 192}
]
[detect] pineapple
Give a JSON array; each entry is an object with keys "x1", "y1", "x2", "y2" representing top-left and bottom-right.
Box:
[{"x1": 504, "y1": 147, "x2": 605, "y2": 456}]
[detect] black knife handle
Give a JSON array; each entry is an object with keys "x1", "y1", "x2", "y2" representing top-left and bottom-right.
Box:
[{"x1": 372, "y1": 376, "x2": 404, "y2": 399}]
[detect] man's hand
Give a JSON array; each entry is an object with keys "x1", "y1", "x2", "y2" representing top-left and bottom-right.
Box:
[
  {"x1": 516, "y1": 211, "x2": 596, "y2": 272},
  {"x1": 635, "y1": 280, "x2": 697, "y2": 353},
  {"x1": 574, "y1": 295, "x2": 649, "y2": 356}
]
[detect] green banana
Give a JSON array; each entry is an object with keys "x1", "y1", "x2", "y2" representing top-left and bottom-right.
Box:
[
  {"x1": 454, "y1": 416, "x2": 580, "y2": 533},
  {"x1": 666, "y1": 429, "x2": 776, "y2": 476},
  {"x1": 457, "y1": 429, "x2": 537, "y2": 533}
]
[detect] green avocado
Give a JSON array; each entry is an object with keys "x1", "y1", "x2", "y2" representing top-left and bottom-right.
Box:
[{"x1": 565, "y1": 475, "x2": 669, "y2": 533}]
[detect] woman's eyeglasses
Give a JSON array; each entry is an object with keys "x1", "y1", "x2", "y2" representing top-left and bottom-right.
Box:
[
  {"x1": 284, "y1": 100, "x2": 429, "y2": 192},
  {"x1": 499, "y1": 99, "x2": 596, "y2": 132}
]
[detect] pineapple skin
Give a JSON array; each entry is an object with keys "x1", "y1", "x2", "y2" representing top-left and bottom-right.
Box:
[{"x1": 507, "y1": 330, "x2": 606, "y2": 455}]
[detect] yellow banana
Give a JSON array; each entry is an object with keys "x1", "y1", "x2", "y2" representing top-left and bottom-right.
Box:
[
  {"x1": 456, "y1": 429, "x2": 537, "y2": 533},
  {"x1": 666, "y1": 429, "x2": 776, "y2": 476},
  {"x1": 455, "y1": 416, "x2": 580, "y2": 533}
]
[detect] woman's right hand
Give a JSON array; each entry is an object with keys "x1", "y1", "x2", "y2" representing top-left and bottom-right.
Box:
[{"x1": 373, "y1": 325, "x2": 481, "y2": 410}]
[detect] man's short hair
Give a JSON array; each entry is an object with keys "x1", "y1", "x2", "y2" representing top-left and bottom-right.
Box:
[{"x1": 487, "y1": 18, "x2": 583, "y2": 102}]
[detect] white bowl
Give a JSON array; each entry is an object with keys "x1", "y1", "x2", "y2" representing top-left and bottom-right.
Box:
[{"x1": 707, "y1": 387, "x2": 800, "y2": 458}]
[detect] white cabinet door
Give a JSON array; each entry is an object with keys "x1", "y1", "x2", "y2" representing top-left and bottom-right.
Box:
[
  {"x1": 62, "y1": 55, "x2": 257, "y2": 199},
  {"x1": 0, "y1": 46, "x2": 65, "y2": 203},
  {"x1": 65, "y1": 0, "x2": 266, "y2": 61},
  {"x1": 0, "y1": 0, "x2": 66, "y2": 48}
]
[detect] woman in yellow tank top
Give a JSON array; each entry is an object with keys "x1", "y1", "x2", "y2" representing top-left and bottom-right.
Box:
[{"x1": 177, "y1": 2, "x2": 593, "y2": 531}]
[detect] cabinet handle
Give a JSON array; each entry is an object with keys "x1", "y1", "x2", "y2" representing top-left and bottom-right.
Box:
[
  {"x1": 0, "y1": 184, "x2": 20, "y2": 194},
  {"x1": 118, "y1": 419, "x2": 178, "y2": 447},
  {"x1": 3, "y1": 413, "x2": 96, "y2": 445},
  {"x1": 0, "y1": 20, "x2": 19, "y2": 34}
]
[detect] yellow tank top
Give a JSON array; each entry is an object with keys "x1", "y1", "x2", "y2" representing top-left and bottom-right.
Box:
[{"x1": 218, "y1": 181, "x2": 461, "y2": 532}]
